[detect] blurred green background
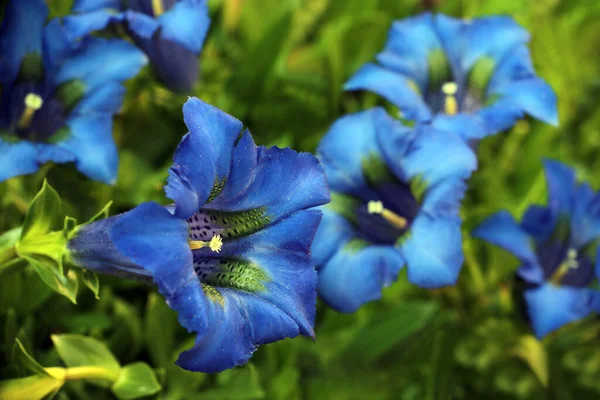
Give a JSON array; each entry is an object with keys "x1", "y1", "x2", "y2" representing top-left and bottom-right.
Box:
[{"x1": 2, "y1": 0, "x2": 600, "y2": 398}]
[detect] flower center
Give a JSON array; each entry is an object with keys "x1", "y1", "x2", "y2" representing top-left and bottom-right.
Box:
[
  {"x1": 441, "y1": 82, "x2": 458, "y2": 116},
  {"x1": 18, "y1": 93, "x2": 43, "y2": 129},
  {"x1": 189, "y1": 234, "x2": 223, "y2": 253},
  {"x1": 151, "y1": 0, "x2": 164, "y2": 16},
  {"x1": 367, "y1": 200, "x2": 408, "y2": 230},
  {"x1": 550, "y1": 248, "x2": 579, "y2": 283}
]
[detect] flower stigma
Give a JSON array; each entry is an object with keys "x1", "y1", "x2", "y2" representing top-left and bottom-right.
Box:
[
  {"x1": 442, "y1": 81, "x2": 458, "y2": 115},
  {"x1": 152, "y1": 0, "x2": 165, "y2": 16},
  {"x1": 18, "y1": 93, "x2": 43, "y2": 129},
  {"x1": 190, "y1": 234, "x2": 223, "y2": 253},
  {"x1": 367, "y1": 200, "x2": 408, "y2": 229}
]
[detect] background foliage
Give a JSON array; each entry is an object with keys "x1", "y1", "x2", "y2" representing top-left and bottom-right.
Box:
[{"x1": 2, "y1": 0, "x2": 600, "y2": 398}]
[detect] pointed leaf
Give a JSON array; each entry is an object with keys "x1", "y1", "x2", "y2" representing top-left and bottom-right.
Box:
[
  {"x1": 86, "y1": 201, "x2": 113, "y2": 224},
  {"x1": 51, "y1": 334, "x2": 120, "y2": 378},
  {"x1": 340, "y1": 301, "x2": 439, "y2": 361},
  {"x1": 13, "y1": 339, "x2": 49, "y2": 376},
  {"x1": 81, "y1": 270, "x2": 100, "y2": 299},
  {"x1": 21, "y1": 180, "x2": 61, "y2": 242},
  {"x1": 24, "y1": 256, "x2": 78, "y2": 304},
  {"x1": 514, "y1": 335, "x2": 549, "y2": 387},
  {"x1": 0, "y1": 374, "x2": 63, "y2": 400},
  {"x1": 111, "y1": 362, "x2": 161, "y2": 400}
]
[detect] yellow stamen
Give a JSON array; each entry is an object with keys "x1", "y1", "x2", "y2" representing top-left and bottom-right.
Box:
[
  {"x1": 550, "y1": 248, "x2": 579, "y2": 283},
  {"x1": 442, "y1": 81, "x2": 458, "y2": 116},
  {"x1": 18, "y1": 93, "x2": 43, "y2": 129},
  {"x1": 190, "y1": 234, "x2": 223, "y2": 253},
  {"x1": 367, "y1": 201, "x2": 408, "y2": 230},
  {"x1": 152, "y1": 0, "x2": 165, "y2": 16}
]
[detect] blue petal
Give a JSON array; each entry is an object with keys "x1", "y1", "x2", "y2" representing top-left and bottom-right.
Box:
[
  {"x1": 72, "y1": 0, "x2": 122, "y2": 12},
  {"x1": 473, "y1": 211, "x2": 543, "y2": 284},
  {"x1": 487, "y1": 44, "x2": 558, "y2": 127},
  {"x1": 176, "y1": 287, "x2": 290, "y2": 373},
  {"x1": 525, "y1": 283, "x2": 595, "y2": 338},
  {"x1": 0, "y1": 139, "x2": 41, "y2": 182},
  {"x1": 543, "y1": 159, "x2": 575, "y2": 216},
  {"x1": 375, "y1": 114, "x2": 476, "y2": 215},
  {"x1": 521, "y1": 205, "x2": 555, "y2": 242},
  {"x1": 375, "y1": 13, "x2": 441, "y2": 90},
  {"x1": 344, "y1": 64, "x2": 432, "y2": 121},
  {"x1": 158, "y1": 0, "x2": 210, "y2": 52},
  {"x1": 473, "y1": 211, "x2": 537, "y2": 264},
  {"x1": 311, "y1": 207, "x2": 356, "y2": 267},
  {"x1": 108, "y1": 202, "x2": 196, "y2": 299},
  {"x1": 435, "y1": 14, "x2": 529, "y2": 74},
  {"x1": 131, "y1": 32, "x2": 199, "y2": 92},
  {"x1": 165, "y1": 98, "x2": 243, "y2": 219},
  {"x1": 316, "y1": 109, "x2": 383, "y2": 199},
  {"x1": 56, "y1": 113, "x2": 119, "y2": 184},
  {"x1": 489, "y1": 78, "x2": 558, "y2": 128},
  {"x1": 53, "y1": 37, "x2": 147, "y2": 90},
  {"x1": 72, "y1": 82, "x2": 125, "y2": 114},
  {"x1": 377, "y1": 117, "x2": 476, "y2": 188},
  {"x1": 477, "y1": 101, "x2": 524, "y2": 134},
  {"x1": 317, "y1": 244, "x2": 404, "y2": 313},
  {"x1": 571, "y1": 183, "x2": 600, "y2": 248},
  {"x1": 230, "y1": 210, "x2": 323, "y2": 337},
  {"x1": 0, "y1": 0, "x2": 47, "y2": 87},
  {"x1": 431, "y1": 113, "x2": 487, "y2": 140},
  {"x1": 63, "y1": 11, "x2": 126, "y2": 41},
  {"x1": 43, "y1": 19, "x2": 76, "y2": 73},
  {"x1": 399, "y1": 214, "x2": 464, "y2": 288},
  {"x1": 208, "y1": 141, "x2": 330, "y2": 224},
  {"x1": 179, "y1": 210, "x2": 323, "y2": 373}
]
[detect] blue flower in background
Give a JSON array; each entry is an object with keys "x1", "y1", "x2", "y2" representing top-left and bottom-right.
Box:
[
  {"x1": 0, "y1": 0, "x2": 146, "y2": 183},
  {"x1": 345, "y1": 13, "x2": 558, "y2": 140},
  {"x1": 67, "y1": 98, "x2": 330, "y2": 372},
  {"x1": 312, "y1": 108, "x2": 476, "y2": 312},
  {"x1": 65, "y1": 0, "x2": 210, "y2": 92},
  {"x1": 474, "y1": 160, "x2": 600, "y2": 338}
]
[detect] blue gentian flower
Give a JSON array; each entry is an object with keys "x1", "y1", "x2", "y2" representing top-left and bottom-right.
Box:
[
  {"x1": 312, "y1": 108, "x2": 476, "y2": 312},
  {"x1": 345, "y1": 13, "x2": 558, "y2": 140},
  {"x1": 474, "y1": 160, "x2": 600, "y2": 338},
  {"x1": 0, "y1": 0, "x2": 146, "y2": 183},
  {"x1": 67, "y1": 98, "x2": 330, "y2": 372},
  {"x1": 64, "y1": 0, "x2": 210, "y2": 92}
]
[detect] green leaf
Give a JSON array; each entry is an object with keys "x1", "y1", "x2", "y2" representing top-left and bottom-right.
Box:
[
  {"x1": 195, "y1": 364, "x2": 265, "y2": 399},
  {"x1": 340, "y1": 301, "x2": 439, "y2": 361},
  {"x1": 63, "y1": 216, "x2": 77, "y2": 239},
  {"x1": 86, "y1": 201, "x2": 113, "y2": 224},
  {"x1": 13, "y1": 338, "x2": 49, "y2": 376},
  {"x1": 0, "y1": 374, "x2": 63, "y2": 400},
  {"x1": 145, "y1": 292, "x2": 177, "y2": 367},
  {"x1": 23, "y1": 256, "x2": 78, "y2": 304},
  {"x1": 51, "y1": 334, "x2": 121, "y2": 378},
  {"x1": 514, "y1": 335, "x2": 549, "y2": 387},
  {"x1": 21, "y1": 180, "x2": 61, "y2": 242},
  {"x1": 80, "y1": 269, "x2": 100, "y2": 299},
  {"x1": 111, "y1": 362, "x2": 161, "y2": 400}
]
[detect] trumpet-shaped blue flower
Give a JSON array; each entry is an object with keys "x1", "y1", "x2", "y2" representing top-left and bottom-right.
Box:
[
  {"x1": 312, "y1": 108, "x2": 476, "y2": 312},
  {"x1": 474, "y1": 160, "x2": 600, "y2": 338},
  {"x1": 0, "y1": 0, "x2": 146, "y2": 183},
  {"x1": 67, "y1": 98, "x2": 330, "y2": 372},
  {"x1": 64, "y1": 0, "x2": 210, "y2": 92},
  {"x1": 345, "y1": 13, "x2": 558, "y2": 140}
]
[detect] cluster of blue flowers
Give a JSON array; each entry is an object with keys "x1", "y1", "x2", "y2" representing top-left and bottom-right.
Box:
[{"x1": 3, "y1": 1, "x2": 599, "y2": 374}]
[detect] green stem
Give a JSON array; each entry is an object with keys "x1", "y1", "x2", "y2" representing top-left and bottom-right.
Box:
[
  {"x1": 0, "y1": 246, "x2": 17, "y2": 266},
  {"x1": 463, "y1": 236, "x2": 486, "y2": 294},
  {"x1": 45, "y1": 366, "x2": 119, "y2": 382}
]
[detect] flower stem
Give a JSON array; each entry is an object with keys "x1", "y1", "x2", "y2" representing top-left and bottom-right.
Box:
[
  {"x1": 0, "y1": 246, "x2": 17, "y2": 266},
  {"x1": 45, "y1": 366, "x2": 119, "y2": 382},
  {"x1": 463, "y1": 236, "x2": 486, "y2": 294}
]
